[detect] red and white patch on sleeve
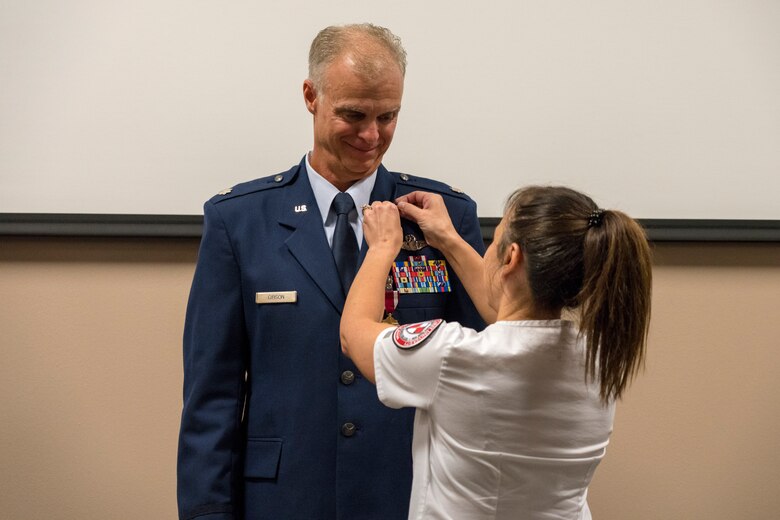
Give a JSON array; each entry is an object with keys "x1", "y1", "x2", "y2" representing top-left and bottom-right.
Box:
[{"x1": 392, "y1": 319, "x2": 443, "y2": 349}]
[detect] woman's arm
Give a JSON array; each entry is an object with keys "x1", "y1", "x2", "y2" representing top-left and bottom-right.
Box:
[
  {"x1": 340, "y1": 202, "x2": 403, "y2": 383},
  {"x1": 396, "y1": 192, "x2": 497, "y2": 324}
]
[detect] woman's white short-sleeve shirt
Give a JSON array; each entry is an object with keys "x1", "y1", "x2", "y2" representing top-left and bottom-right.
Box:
[{"x1": 374, "y1": 320, "x2": 615, "y2": 520}]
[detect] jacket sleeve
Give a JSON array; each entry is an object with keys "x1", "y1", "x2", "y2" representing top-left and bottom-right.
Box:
[
  {"x1": 177, "y1": 201, "x2": 248, "y2": 520},
  {"x1": 444, "y1": 197, "x2": 487, "y2": 332}
]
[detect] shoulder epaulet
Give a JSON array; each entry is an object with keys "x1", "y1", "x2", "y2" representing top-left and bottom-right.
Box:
[
  {"x1": 209, "y1": 169, "x2": 297, "y2": 204},
  {"x1": 394, "y1": 172, "x2": 472, "y2": 201}
]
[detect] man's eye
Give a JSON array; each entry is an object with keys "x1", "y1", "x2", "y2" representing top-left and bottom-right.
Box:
[
  {"x1": 343, "y1": 112, "x2": 364, "y2": 121},
  {"x1": 378, "y1": 113, "x2": 397, "y2": 124}
]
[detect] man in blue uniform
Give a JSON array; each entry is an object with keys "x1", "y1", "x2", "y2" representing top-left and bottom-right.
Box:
[{"x1": 177, "y1": 23, "x2": 485, "y2": 520}]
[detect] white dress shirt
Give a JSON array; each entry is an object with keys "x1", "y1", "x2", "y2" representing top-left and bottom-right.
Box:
[{"x1": 305, "y1": 153, "x2": 377, "y2": 250}]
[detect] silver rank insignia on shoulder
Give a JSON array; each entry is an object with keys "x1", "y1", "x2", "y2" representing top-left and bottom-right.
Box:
[
  {"x1": 450, "y1": 186, "x2": 464, "y2": 194},
  {"x1": 401, "y1": 234, "x2": 427, "y2": 251},
  {"x1": 217, "y1": 187, "x2": 233, "y2": 195}
]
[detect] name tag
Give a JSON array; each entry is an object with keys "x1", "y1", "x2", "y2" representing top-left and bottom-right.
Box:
[{"x1": 256, "y1": 291, "x2": 297, "y2": 304}]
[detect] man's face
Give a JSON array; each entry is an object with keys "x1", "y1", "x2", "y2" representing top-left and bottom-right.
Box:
[{"x1": 304, "y1": 55, "x2": 403, "y2": 190}]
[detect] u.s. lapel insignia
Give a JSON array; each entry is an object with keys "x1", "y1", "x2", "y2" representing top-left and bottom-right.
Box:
[
  {"x1": 401, "y1": 234, "x2": 427, "y2": 251},
  {"x1": 294, "y1": 204, "x2": 307, "y2": 213}
]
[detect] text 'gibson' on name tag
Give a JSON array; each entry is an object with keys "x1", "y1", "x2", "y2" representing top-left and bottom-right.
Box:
[{"x1": 256, "y1": 291, "x2": 297, "y2": 304}]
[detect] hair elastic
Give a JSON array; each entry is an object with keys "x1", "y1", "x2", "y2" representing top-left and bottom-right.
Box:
[{"x1": 587, "y1": 209, "x2": 605, "y2": 228}]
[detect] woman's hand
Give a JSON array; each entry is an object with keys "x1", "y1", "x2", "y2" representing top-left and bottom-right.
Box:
[
  {"x1": 398, "y1": 191, "x2": 497, "y2": 324},
  {"x1": 362, "y1": 201, "x2": 403, "y2": 257},
  {"x1": 396, "y1": 191, "x2": 458, "y2": 251}
]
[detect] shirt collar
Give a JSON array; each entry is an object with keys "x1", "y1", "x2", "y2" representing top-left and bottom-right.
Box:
[{"x1": 305, "y1": 153, "x2": 377, "y2": 223}]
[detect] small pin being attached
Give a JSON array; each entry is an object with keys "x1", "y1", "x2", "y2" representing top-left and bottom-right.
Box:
[{"x1": 294, "y1": 204, "x2": 307, "y2": 213}]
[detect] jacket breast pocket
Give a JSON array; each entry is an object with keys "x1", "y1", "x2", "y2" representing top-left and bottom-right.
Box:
[
  {"x1": 393, "y1": 293, "x2": 446, "y2": 324},
  {"x1": 243, "y1": 438, "x2": 283, "y2": 480}
]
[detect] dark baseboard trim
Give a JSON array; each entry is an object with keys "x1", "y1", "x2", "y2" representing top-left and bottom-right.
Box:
[{"x1": 1, "y1": 213, "x2": 779, "y2": 242}]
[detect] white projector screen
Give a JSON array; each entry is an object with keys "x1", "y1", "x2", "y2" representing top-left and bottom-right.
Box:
[{"x1": 1, "y1": 1, "x2": 779, "y2": 220}]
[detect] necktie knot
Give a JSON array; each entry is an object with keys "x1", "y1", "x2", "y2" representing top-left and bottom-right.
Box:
[{"x1": 332, "y1": 192, "x2": 355, "y2": 216}]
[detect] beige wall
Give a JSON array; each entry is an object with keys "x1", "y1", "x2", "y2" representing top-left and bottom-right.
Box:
[{"x1": 1, "y1": 237, "x2": 778, "y2": 519}]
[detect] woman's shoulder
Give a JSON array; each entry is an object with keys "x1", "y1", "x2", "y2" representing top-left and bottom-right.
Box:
[
  {"x1": 487, "y1": 319, "x2": 580, "y2": 339},
  {"x1": 453, "y1": 320, "x2": 582, "y2": 357}
]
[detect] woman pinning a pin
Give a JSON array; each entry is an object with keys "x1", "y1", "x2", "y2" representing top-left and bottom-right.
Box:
[{"x1": 340, "y1": 186, "x2": 652, "y2": 519}]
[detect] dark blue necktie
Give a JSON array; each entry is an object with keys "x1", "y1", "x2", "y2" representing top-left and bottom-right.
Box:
[{"x1": 331, "y1": 192, "x2": 358, "y2": 294}]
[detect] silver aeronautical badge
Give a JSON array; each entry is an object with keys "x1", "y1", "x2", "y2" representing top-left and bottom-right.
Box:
[{"x1": 401, "y1": 234, "x2": 427, "y2": 251}]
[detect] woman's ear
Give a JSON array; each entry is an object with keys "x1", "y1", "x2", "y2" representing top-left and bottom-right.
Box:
[{"x1": 502, "y1": 243, "x2": 524, "y2": 275}]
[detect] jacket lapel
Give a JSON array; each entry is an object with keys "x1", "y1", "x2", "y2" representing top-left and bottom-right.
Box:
[
  {"x1": 278, "y1": 164, "x2": 345, "y2": 312},
  {"x1": 369, "y1": 165, "x2": 398, "y2": 204},
  {"x1": 358, "y1": 166, "x2": 399, "y2": 266}
]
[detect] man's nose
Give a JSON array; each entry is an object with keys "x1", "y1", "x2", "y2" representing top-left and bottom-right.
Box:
[{"x1": 357, "y1": 120, "x2": 380, "y2": 143}]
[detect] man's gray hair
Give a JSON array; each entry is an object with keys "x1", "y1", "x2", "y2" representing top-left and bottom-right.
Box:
[{"x1": 308, "y1": 23, "x2": 407, "y2": 92}]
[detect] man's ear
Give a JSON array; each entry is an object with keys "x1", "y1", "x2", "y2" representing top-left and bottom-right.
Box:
[{"x1": 303, "y1": 79, "x2": 318, "y2": 114}]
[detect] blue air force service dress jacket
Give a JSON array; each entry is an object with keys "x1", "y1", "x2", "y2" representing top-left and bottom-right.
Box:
[{"x1": 177, "y1": 158, "x2": 485, "y2": 520}]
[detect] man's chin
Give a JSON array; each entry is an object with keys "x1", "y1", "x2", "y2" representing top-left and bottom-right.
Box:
[{"x1": 345, "y1": 159, "x2": 381, "y2": 178}]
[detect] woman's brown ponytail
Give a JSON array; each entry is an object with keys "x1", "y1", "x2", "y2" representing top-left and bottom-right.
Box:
[
  {"x1": 579, "y1": 210, "x2": 652, "y2": 401},
  {"x1": 499, "y1": 186, "x2": 652, "y2": 402}
]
